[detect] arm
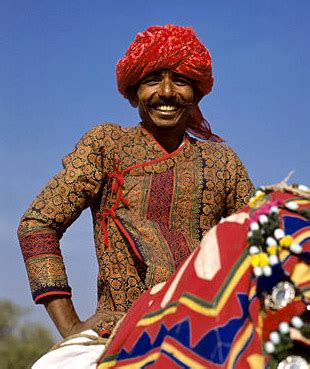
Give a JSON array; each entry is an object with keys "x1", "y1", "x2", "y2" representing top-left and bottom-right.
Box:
[
  {"x1": 44, "y1": 297, "x2": 80, "y2": 338},
  {"x1": 43, "y1": 297, "x2": 124, "y2": 338},
  {"x1": 17, "y1": 125, "x2": 113, "y2": 336}
]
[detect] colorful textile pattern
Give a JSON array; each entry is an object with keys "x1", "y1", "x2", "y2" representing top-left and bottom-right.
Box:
[
  {"x1": 18, "y1": 123, "x2": 253, "y2": 334},
  {"x1": 116, "y1": 24, "x2": 213, "y2": 98},
  {"x1": 98, "y1": 189, "x2": 310, "y2": 368}
]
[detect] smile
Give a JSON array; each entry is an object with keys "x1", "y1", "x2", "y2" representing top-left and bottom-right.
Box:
[{"x1": 154, "y1": 105, "x2": 178, "y2": 112}]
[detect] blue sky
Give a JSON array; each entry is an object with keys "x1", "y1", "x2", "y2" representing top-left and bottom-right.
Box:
[{"x1": 1, "y1": 1, "x2": 309, "y2": 337}]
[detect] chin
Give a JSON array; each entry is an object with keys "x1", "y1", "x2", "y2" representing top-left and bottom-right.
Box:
[{"x1": 149, "y1": 115, "x2": 188, "y2": 131}]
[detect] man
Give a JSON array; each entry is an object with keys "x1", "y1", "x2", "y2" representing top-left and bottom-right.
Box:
[{"x1": 18, "y1": 24, "x2": 253, "y2": 367}]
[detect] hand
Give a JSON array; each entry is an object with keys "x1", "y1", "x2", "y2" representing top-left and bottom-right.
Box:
[
  {"x1": 43, "y1": 296, "x2": 124, "y2": 338},
  {"x1": 68, "y1": 310, "x2": 125, "y2": 336}
]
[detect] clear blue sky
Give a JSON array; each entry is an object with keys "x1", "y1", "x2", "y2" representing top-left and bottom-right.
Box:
[{"x1": 1, "y1": 0, "x2": 309, "y2": 337}]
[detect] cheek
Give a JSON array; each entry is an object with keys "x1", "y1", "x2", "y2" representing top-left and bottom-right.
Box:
[
  {"x1": 138, "y1": 102, "x2": 150, "y2": 119},
  {"x1": 178, "y1": 86, "x2": 195, "y2": 103},
  {"x1": 136, "y1": 86, "x2": 154, "y2": 102},
  {"x1": 185, "y1": 88, "x2": 195, "y2": 102}
]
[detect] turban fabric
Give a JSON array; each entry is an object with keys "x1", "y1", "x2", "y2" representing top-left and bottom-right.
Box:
[{"x1": 116, "y1": 24, "x2": 223, "y2": 142}]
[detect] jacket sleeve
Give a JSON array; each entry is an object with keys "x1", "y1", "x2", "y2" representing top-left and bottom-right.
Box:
[
  {"x1": 17, "y1": 125, "x2": 105, "y2": 303},
  {"x1": 224, "y1": 146, "x2": 254, "y2": 216}
]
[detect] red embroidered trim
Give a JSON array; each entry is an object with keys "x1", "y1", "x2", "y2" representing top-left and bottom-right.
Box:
[
  {"x1": 114, "y1": 217, "x2": 143, "y2": 261},
  {"x1": 34, "y1": 291, "x2": 71, "y2": 303},
  {"x1": 98, "y1": 140, "x2": 190, "y2": 261},
  {"x1": 97, "y1": 158, "x2": 131, "y2": 250},
  {"x1": 20, "y1": 232, "x2": 60, "y2": 261}
]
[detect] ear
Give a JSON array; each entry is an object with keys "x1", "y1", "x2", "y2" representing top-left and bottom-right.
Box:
[
  {"x1": 193, "y1": 88, "x2": 203, "y2": 104},
  {"x1": 127, "y1": 88, "x2": 139, "y2": 108}
]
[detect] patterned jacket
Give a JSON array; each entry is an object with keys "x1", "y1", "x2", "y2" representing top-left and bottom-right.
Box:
[{"x1": 18, "y1": 123, "x2": 253, "y2": 334}]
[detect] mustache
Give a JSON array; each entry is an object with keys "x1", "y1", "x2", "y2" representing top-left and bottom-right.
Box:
[{"x1": 147, "y1": 98, "x2": 196, "y2": 108}]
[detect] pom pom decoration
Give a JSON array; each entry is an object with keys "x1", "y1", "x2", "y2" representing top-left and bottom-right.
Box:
[
  {"x1": 269, "y1": 331, "x2": 281, "y2": 345},
  {"x1": 249, "y1": 246, "x2": 260, "y2": 255},
  {"x1": 291, "y1": 316, "x2": 304, "y2": 329},
  {"x1": 274, "y1": 228, "x2": 285, "y2": 240},
  {"x1": 285, "y1": 201, "x2": 299, "y2": 211},
  {"x1": 264, "y1": 341, "x2": 275, "y2": 354},
  {"x1": 253, "y1": 267, "x2": 263, "y2": 277},
  {"x1": 246, "y1": 186, "x2": 310, "y2": 367},
  {"x1": 250, "y1": 222, "x2": 260, "y2": 231},
  {"x1": 269, "y1": 254, "x2": 279, "y2": 266},
  {"x1": 289, "y1": 243, "x2": 302, "y2": 254},
  {"x1": 263, "y1": 266, "x2": 272, "y2": 276},
  {"x1": 279, "y1": 322, "x2": 290, "y2": 334},
  {"x1": 270, "y1": 206, "x2": 279, "y2": 214},
  {"x1": 266, "y1": 237, "x2": 277, "y2": 246},
  {"x1": 259, "y1": 214, "x2": 269, "y2": 224}
]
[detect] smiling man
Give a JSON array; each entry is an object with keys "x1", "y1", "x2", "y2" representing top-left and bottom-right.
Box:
[
  {"x1": 18, "y1": 25, "x2": 254, "y2": 368},
  {"x1": 132, "y1": 69, "x2": 196, "y2": 153}
]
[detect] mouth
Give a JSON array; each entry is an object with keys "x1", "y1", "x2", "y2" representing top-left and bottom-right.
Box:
[{"x1": 153, "y1": 104, "x2": 179, "y2": 112}]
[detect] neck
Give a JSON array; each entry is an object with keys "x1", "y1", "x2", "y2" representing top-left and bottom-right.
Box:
[{"x1": 142, "y1": 124, "x2": 185, "y2": 153}]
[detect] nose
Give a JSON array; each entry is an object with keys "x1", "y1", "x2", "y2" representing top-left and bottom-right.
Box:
[{"x1": 159, "y1": 75, "x2": 175, "y2": 99}]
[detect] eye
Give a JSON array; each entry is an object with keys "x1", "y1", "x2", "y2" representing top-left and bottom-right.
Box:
[
  {"x1": 172, "y1": 77, "x2": 192, "y2": 87},
  {"x1": 141, "y1": 77, "x2": 161, "y2": 86}
]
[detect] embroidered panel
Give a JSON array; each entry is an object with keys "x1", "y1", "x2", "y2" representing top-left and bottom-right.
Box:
[
  {"x1": 20, "y1": 232, "x2": 61, "y2": 261},
  {"x1": 170, "y1": 142, "x2": 203, "y2": 241},
  {"x1": 25, "y1": 254, "x2": 71, "y2": 301},
  {"x1": 146, "y1": 168, "x2": 192, "y2": 268}
]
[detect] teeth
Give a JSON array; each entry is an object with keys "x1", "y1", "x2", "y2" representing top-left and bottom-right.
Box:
[{"x1": 155, "y1": 105, "x2": 177, "y2": 111}]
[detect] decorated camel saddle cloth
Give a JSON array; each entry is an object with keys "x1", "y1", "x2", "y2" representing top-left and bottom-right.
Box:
[{"x1": 98, "y1": 184, "x2": 310, "y2": 369}]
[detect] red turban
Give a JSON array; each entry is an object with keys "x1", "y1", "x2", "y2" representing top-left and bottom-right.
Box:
[{"x1": 116, "y1": 24, "x2": 223, "y2": 142}]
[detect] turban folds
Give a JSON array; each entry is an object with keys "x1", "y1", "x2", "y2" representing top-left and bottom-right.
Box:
[{"x1": 117, "y1": 24, "x2": 223, "y2": 142}]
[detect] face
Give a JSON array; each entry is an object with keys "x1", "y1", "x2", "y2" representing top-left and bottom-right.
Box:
[{"x1": 134, "y1": 70, "x2": 195, "y2": 134}]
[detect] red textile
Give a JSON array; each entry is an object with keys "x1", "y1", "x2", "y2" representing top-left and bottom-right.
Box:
[
  {"x1": 116, "y1": 25, "x2": 213, "y2": 97},
  {"x1": 116, "y1": 24, "x2": 222, "y2": 142},
  {"x1": 98, "y1": 190, "x2": 310, "y2": 368}
]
